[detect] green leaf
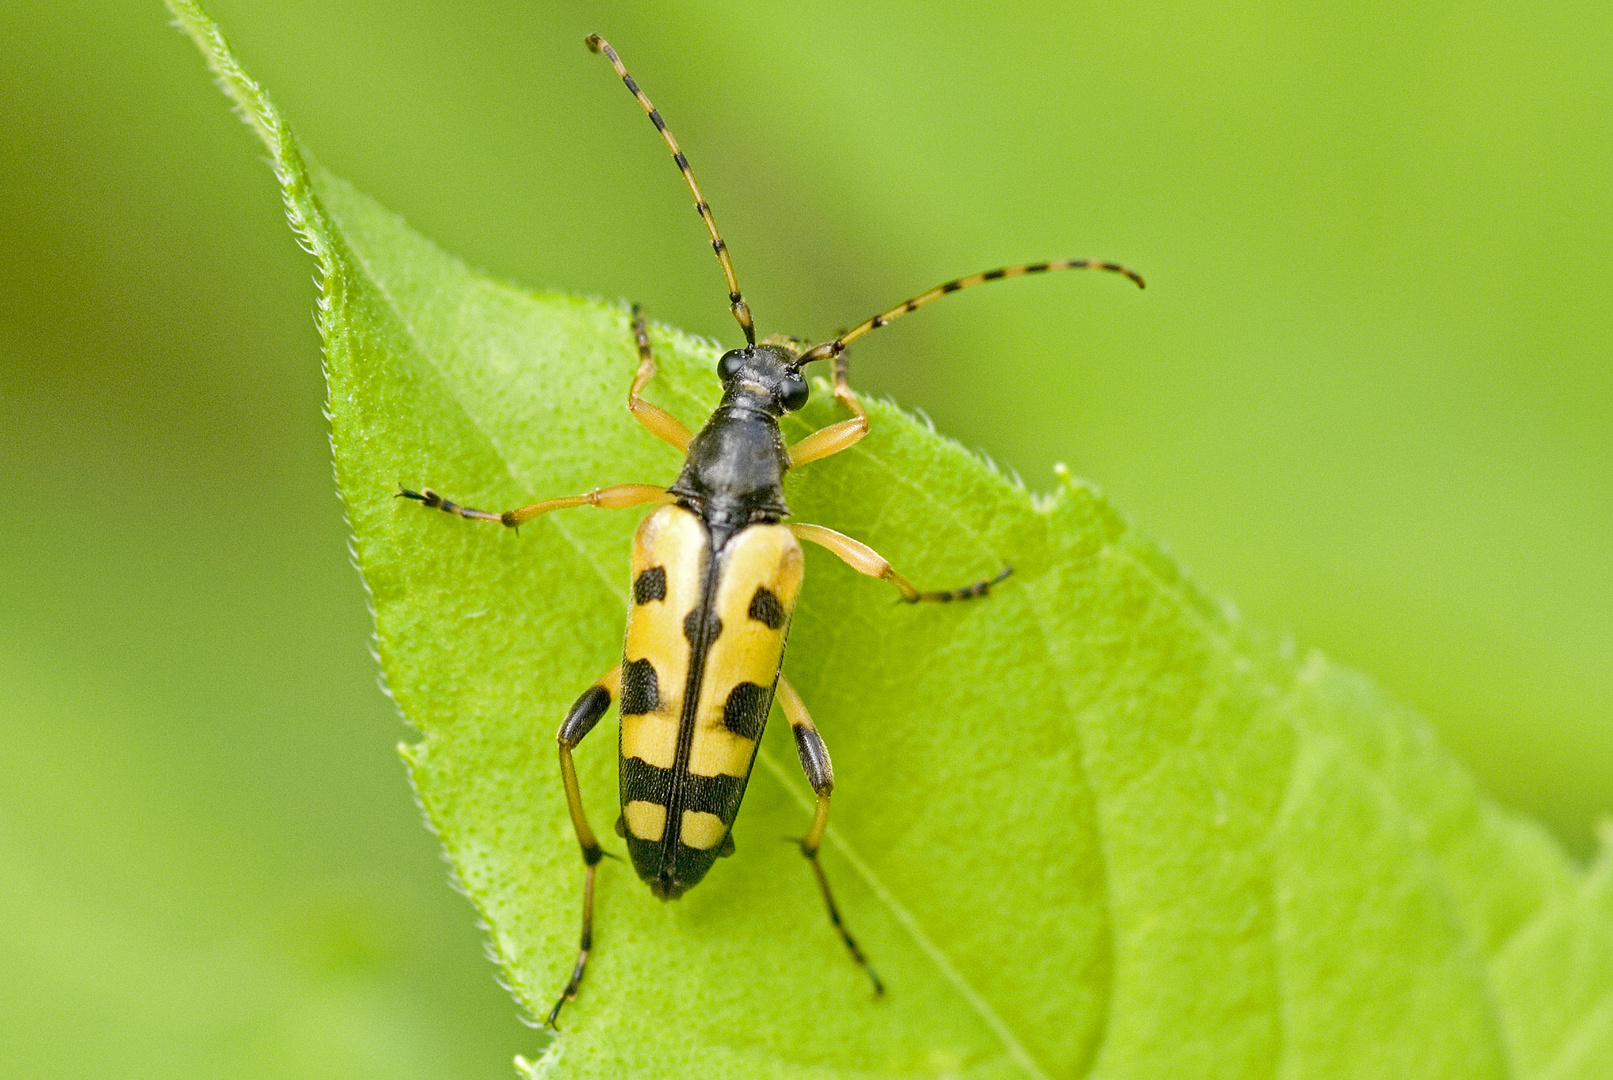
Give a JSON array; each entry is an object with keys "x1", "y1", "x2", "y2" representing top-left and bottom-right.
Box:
[{"x1": 171, "y1": 2, "x2": 1613, "y2": 1076}]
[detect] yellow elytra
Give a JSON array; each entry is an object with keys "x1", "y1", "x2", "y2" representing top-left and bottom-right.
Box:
[
  {"x1": 617, "y1": 506, "x2": 803, "y2": 888},
  {"x1": 399, "y1": 32, "x2": 1142, "y2": 1027}
]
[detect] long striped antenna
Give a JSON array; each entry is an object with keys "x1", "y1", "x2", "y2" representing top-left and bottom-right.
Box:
[
  {"x1": 585, "y1": 34, "x2": 756, "y2": 346},
  {"x1": 798, "y1": 259, "x2": 1144, "y2": 366}
]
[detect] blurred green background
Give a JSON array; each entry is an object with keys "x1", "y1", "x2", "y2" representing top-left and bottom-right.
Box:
[{"x1": 2, "y1": 0, "x2": 1608, "y2": 1076}]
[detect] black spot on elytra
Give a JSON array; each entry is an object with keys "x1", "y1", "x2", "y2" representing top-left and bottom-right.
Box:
[
  {"x1": 620, "y1": 658, "x2": 660, "y2": 715},
  {"x1": 619, "y1": 755, "x2": 674, "y2": 805},
  {"x1": 722, "y1": 682, "x2": 772, "y2": 741},
  {"x1": 683, "y1": 608, "x2": 722, "y2": 651},
  {"x1": 679, "y1": 771, "x2": 745, "y2": 821},
  {"x1": 633, "y1": 566, "x2": 667, "y2": 604},
  {"x1": 747, "y1": 586, "x2": 786, "y2": 630}
]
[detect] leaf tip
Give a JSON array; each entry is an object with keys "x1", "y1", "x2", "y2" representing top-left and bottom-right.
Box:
[{"x1": 166, "y1": 0, "x2": 333, "y2": 271}]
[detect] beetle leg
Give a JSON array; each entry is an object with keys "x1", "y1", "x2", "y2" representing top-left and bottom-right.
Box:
[
  {"x1": 789, "y1": 523, "x2": 1012, "y2": 602},
  {"x1": 785, "y1": 353, "x2": 868, "y2": 468},
  {"x1": 774, "y1": 675, "x2": 883, "y2": 996},
  {"x1": 627, "y1": 304, "x2": 694, "y2": 452},
  {"x1": 548, "y1": 663, "x2": 622, "y2": 1029},
  {"x1": 786, "y1": 414, "x2": 868, "y2": 469},
  {"x1": 398, "y1": 482, "x2": 672, "y2": 528}
]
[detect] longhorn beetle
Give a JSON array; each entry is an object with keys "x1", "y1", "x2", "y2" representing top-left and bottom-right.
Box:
[{"x1": 400, "y1": 33, "x2": 1144, "y2": 1027}]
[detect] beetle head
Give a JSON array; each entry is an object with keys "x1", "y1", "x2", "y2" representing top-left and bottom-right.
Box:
[{"x1": 716, "y1": 343, "x2": 809, "y2": 414}]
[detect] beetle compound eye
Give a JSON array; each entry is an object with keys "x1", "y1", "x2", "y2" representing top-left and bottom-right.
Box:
[
  {"x1": 778, "y1": 373, "x2": 809, "y2": 412},
  {"x1": 717, "y1": 350, "x2": 746, "y2": 383}
]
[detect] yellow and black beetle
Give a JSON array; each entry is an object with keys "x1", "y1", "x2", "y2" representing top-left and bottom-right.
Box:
[{"x1": 400, "y1": 34, "x2": 1143, "y2": 1026}]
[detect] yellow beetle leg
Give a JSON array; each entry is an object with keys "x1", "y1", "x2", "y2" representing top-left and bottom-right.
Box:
[
  {"x1": 786, "y1": 415, "x2": 867, "y2": 469},
  {"x1": 789, "y1": 522, "x2": 1011, "y2": 603},
  {"x1": 548, "y1": 663, "x2": 623, "y2": 1029},
  {"x1": 398, "y1": 483, "x2": 672, "y2": 528},
  {"x1": 786, "y1": 357, "x2": 868, "y2": 468},
  {"x1": 775, "y1": 675, "x2": 882, "y2": 996},
  {"x1": 627, "y1": 304, "x2": 694, "y2": 452}
]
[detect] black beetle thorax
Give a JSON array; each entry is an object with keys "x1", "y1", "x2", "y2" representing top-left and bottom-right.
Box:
[{"x1": 670, "y1": 401, "x2": 790, "y2": 527}]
